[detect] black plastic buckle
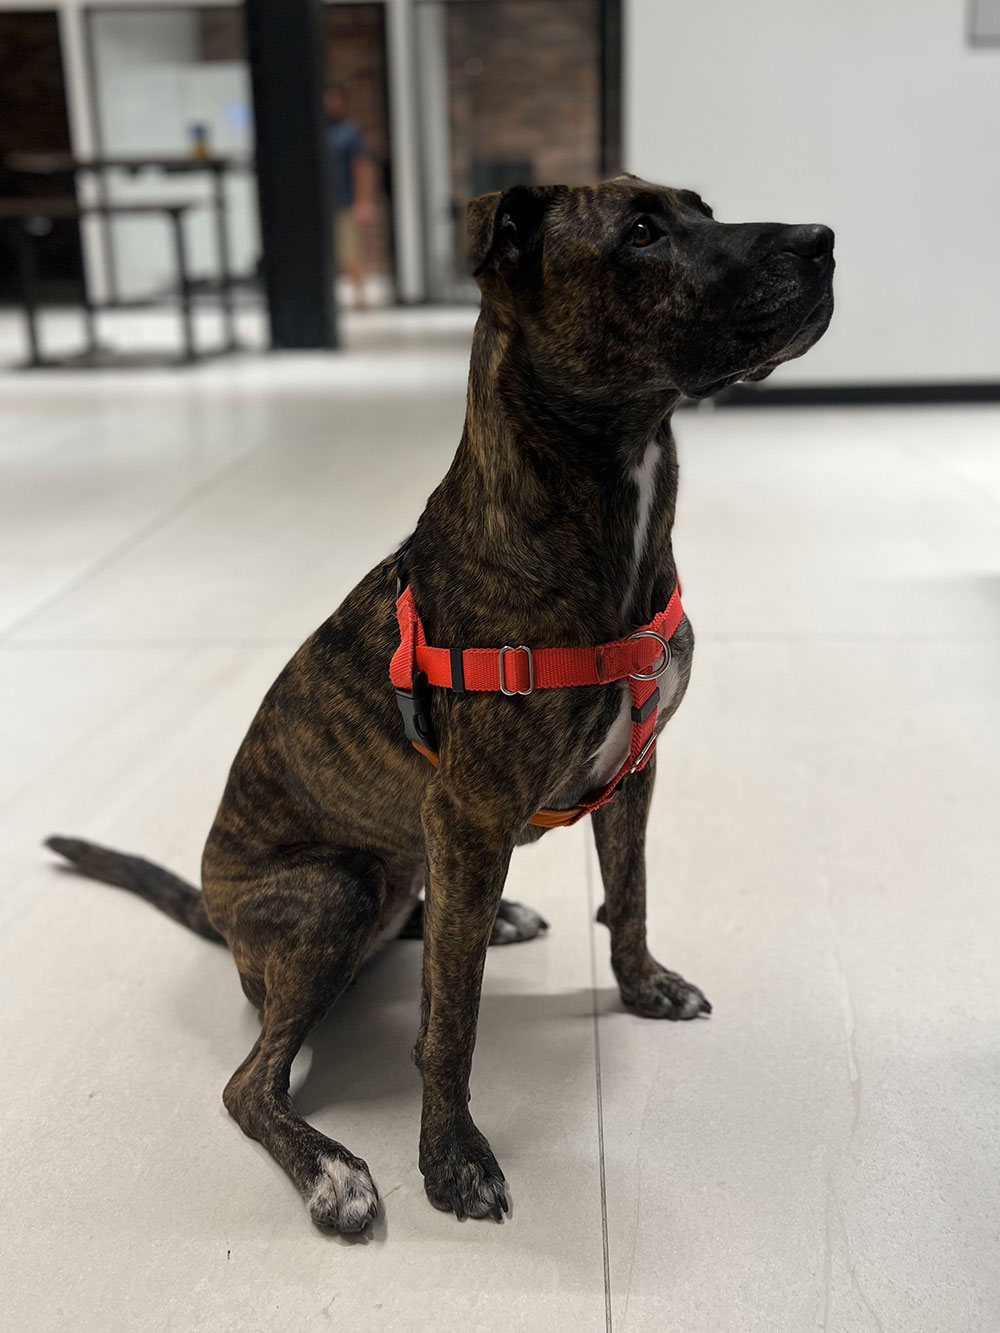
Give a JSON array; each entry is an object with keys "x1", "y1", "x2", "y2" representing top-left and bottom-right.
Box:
[
  {"x1": 395, "y1": 668, "x2": 437, "y2": 748},
  {"x1": 386, "y1": 537, "x2": 413, "y2": 598}
]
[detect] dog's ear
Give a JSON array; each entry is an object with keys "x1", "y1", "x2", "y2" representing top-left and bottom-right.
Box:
[{"x1": 467, "y1": 185, "x2": 565, "y2": 288}]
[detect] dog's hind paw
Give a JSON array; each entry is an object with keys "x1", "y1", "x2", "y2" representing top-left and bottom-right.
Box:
[
  {"x1": 490, "y1": 899, "x2": 549, "y2": 946},
  {"x1": 306, "y1": 1153, "x2": 379, "y2": 1233},
  {"x1": 620, "y1": 965, "x2": 712, "y2": 1021},
  {"x1": 400, "y1": 897, "x2": 548, "y2": 946}
]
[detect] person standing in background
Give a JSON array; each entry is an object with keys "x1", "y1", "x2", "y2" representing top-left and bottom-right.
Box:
[{"x1": 324, "y1": 83, "x2": 375, "y2": 309}]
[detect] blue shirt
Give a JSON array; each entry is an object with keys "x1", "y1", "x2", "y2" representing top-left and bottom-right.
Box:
[{"x1": 326, "y1": 119, "x2": 365, "y2": 210}]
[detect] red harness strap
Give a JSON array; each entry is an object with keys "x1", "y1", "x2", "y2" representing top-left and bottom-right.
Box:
[{"x1": 390, "y1": 585, "x2": 684, "y2": 828}]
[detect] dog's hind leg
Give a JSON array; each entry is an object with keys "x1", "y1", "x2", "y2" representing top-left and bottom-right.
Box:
[
  {"x1": 217, "y1": 847, "x2": 385, "y2": 1233},
  {"x1": 398, "y1": 896, "x2": 548, "y2": 945}
]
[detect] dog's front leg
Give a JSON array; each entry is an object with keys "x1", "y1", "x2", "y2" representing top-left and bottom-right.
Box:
[
  {"x1": 416, "y1": 784, "x2": 513, "y2": 1220},
  {"x1": 592, "y1": 758, "x2": 711, "y2": 1020}
]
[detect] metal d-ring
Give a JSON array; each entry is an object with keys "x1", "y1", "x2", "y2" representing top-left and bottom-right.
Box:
[{"x1": 629, "y1": 629, "x2": 671, "y2": 681}]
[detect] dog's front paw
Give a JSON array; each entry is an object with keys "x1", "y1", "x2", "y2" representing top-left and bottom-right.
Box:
[
  {"x1": 306, "y1": 1152, "x2": 379, "y2": 1233},
  {"x1": 619, "y1": 964, "x2": 712, "y2": 1021},
  {"x1": 420, "y1": 1128, "x2": 508, "y2": 1221}
]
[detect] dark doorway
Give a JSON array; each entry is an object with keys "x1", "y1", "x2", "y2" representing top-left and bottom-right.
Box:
[{"x1": 0, "y1": 11, "x2": 82, "y2": 303}]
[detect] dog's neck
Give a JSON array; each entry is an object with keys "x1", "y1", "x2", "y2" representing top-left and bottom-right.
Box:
[{"x1": 412, "y1": 307, "x2": 682, "y2": 646}]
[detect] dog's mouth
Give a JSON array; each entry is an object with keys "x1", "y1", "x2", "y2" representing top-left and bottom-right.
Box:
[
  {"x1": 684, "y1": 287, "x2": 834, "y2": 400},
  {"x1": 683, "y1": 371, "x2": 746, "y2": 400},
  {"x1": 745, "y1": 289, "x2": 835, "y2": 381}
]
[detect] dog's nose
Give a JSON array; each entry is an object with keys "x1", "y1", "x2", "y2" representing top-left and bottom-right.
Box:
[{"x1": 780, "y1": 224, "x2": 835, "y2": 260}]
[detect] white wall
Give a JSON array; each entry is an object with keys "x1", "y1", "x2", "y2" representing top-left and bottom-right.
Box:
[
  {"x1": 88, "y1": 9, "x2": 257, "y2": 299},
  {"x1": 625, "y1": 0, "x2": 1000, "y2": 384}
]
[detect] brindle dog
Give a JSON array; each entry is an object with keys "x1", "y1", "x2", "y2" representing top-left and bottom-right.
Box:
[{"x1": 48, "y1": 174, "x2": 834, "y2": 1232}]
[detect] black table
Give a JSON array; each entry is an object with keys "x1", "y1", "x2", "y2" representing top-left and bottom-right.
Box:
[
  {"x1": 0, "y1": 197, "x2": 201, "y2": 367},
  {"x1": 7, "y1": 153, "x2": 252, "y2": 353}
]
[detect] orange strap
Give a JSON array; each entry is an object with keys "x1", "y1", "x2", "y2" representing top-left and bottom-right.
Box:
[{"x1": 391, "y1": 586, "x2": 684, "y2": 827}]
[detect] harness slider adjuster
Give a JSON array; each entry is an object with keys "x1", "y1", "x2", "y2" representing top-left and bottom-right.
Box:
[
  {"x1": 498, "y1": 644, "x2": 535, "y2": 696},
  {"x1": 629, "y1": 730, "x2": 658, "y2": 775}
]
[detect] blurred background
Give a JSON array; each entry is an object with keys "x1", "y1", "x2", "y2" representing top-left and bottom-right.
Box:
[
  {"x1": 0, "y1": 0, "x2": 995, "y2": 382},
  {"x1": 0, "y1": 0, "x2": 624, "y2": 356},
  {"x1": 2, "y1": 5, "x2": 1000, "y2": 1333}
]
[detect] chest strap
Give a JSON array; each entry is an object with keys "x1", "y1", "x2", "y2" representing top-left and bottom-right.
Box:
[{"x1": 389, "y1": 584, "x2": 683, "y2": 828}]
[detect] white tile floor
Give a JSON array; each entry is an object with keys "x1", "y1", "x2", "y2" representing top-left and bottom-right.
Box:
[{"x1": 1, "y1": 314, "x2": 999, "y2": 1332}]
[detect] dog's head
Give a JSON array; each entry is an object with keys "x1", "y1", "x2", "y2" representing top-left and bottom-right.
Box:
[{"x1": 468, "y1": 174, "x2": 834, "y2": 404}]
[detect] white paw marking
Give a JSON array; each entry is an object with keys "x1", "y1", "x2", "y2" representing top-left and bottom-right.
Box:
[
  {"x1": 501, "y1": 902, "x2": 544, "y2": 933},
  {"x1": 458, "y1": 1162, "x2": 507, "y2": 1218},
  {"x1": 492, "y1": 902, "x2": 546, "y2": 943},
  {"x1": 307, "y1": 1155, "x2": 378, "y2": 1232}
]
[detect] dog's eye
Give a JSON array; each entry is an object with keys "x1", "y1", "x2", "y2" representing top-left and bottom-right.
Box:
[{"x1": 630, "y1": 218, "x2": 657, "y2": 248}]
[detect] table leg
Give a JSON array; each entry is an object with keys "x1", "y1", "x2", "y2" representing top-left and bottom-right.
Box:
[
  {"x1": 169, "y1": 209, "x2": 196, "y2": 364},
  {"x1": 211, "y1": 165, "x2": 238, "y2": 352},
  {"x1": 10, "y1": 219, "x2": 43, "y2": 367},
  {"x1": 97, "y1": 166, "x2": 119, "y2": 307},
  {"x1": 78, "y1": 216, "x2": 100, "y2": 357}
]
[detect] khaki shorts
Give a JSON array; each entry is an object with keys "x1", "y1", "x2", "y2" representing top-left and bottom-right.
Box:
[{"x1": 334, "y1": 209, "x2": 363, "y2": 268}]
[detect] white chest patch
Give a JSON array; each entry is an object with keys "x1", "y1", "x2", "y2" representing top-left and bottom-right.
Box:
[
  {"x1": 588, "y1": 682, "x2": 633, "y2": 784},
  {"x1": 587, "y1": 440, "x2": 668, "y2": 786},
  {"x1": 622, "y1": 440, "x2": 660, "y2": 618},
  {"x1": 588, "y1": 659, "x2": 683, "y2": 785}
]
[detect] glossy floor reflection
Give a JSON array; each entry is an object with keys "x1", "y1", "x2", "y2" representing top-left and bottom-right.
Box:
[{"x1": 1, "y1": 322, "x2": 998, "y2": 1331}]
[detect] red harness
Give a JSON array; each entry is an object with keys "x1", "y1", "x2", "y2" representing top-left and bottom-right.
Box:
[{"x1": 389, "y1": 573, "x2": 684, "y2": 828}]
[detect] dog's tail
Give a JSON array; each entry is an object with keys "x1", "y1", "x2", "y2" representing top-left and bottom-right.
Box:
[{"x1": 45, "y1": 836, "x2": 223, "y2": 942}]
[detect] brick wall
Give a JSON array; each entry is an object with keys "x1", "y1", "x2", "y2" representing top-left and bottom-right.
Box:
[
  {"x1": 445, "y1": 0, "x2": 601, "y2": 270},
  {"x1": 196, "y1": 8, "x2": 246, "y2": 61}
]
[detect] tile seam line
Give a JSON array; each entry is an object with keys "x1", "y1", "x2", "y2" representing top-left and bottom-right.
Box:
[
  {"x1": 586, "y1": 840, "x2": 614, "y2": 1333},
  {"x1": 0, "y1": 445, "x2": 265, "y2": 647}
]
